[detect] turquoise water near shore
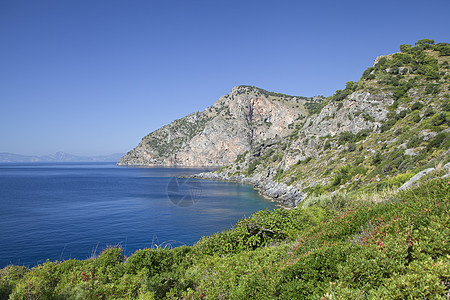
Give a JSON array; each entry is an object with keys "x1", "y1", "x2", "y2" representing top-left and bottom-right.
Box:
[{"x1": 0, "y1": 162, "x2": 276, "y2": 268}]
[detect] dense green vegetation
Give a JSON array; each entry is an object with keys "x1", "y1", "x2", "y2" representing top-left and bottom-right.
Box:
[
  {"x1": 304, "y1": 100, "x2": 326, "y2": 115},
  {"x1": 1, "y1": 178, "x2": 448, "y2": 299}
]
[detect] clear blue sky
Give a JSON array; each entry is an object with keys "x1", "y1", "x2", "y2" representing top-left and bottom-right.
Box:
[{"x1": 1, "y1": 0, "x2": 449, "y2": 156}]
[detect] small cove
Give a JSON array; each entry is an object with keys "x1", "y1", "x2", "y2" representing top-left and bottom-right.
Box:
[{"x1": 0, "y1": 162, "x2": 277, "y2": 268}]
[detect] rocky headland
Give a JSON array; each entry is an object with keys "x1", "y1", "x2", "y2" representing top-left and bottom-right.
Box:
[
  {"x1": 120, "y1": 43, "x2": 450, "y2": 208},
  {"x1": 118, "y1": 86, "x2": 323, "y2": 167}
]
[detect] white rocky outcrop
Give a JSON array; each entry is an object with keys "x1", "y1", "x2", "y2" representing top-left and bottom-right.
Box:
[{"x1": 118, "y1": 86, "x2": 311, "y2": 166}]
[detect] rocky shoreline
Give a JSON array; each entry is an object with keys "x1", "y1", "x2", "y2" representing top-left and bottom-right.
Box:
[
  {"x1": 189, "y1": 171, "x2": 306, "y2": 208},
  {"x1": 190, "y1": 158, "x2": 450, "y2": 208}
]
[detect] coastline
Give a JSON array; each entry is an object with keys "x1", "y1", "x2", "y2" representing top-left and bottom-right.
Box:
[
  {"x1": 116, "y1": 162, "x2": 221, "y2": 170},
  {"x1": 187, "y1": 171, "x2": 306, "y2": 209},
  {"x1": 115, "y1": 163, "x2": 300, "y2": 208}
]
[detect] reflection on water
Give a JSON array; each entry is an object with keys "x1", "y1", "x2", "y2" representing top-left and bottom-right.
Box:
[{"x1": 0, "y1": 163, "x2": 276, "y2": 267}]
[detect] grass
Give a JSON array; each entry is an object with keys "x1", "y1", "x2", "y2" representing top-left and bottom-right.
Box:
[{"x1": 1, "y1": 177, "x2": 448, "y2": 299}]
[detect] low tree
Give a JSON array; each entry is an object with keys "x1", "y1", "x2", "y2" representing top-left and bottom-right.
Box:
[
  {"x1": 415, "y1": 39, "x2": 435, "y2": 50},
  {"x1": 434, "y1": 42, "x2": 450, "y2": 56},
  {"x1": 400, "y1": 44, "x2": 411, "y2": 53},
  {"x1": 415, "y1": 38, "x2": 435, "y2": 46}
]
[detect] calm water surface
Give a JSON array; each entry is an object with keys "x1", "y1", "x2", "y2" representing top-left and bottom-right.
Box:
[{"x1": 0, "y1": 163, "x2": 276, "y2": 268}]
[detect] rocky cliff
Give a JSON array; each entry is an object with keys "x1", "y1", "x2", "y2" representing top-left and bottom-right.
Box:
[
  {"x1": 118, "y1": 86, "x2": 323, "y2": 166},
  {"x1": 196, "y1": 44, "x2": 450, "y2": 207}
]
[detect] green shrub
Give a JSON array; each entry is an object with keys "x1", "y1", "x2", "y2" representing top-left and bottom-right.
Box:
[
  {"x1": 361, "y1": 67, "x2": 374, "y2": 80},
  {"x1": 389, "y1": 100, "x2": 399, "y2": 110},
  {"x1": 348, "y1": 143, "x2": 356, "y2": 152},
  {"x1": 95, "y1": 247, "x2": 124, "y2": 267},
  {"x1": 423, "y1": 106, "x2": 435, "y2": 117},
  {"x1": 331, "y1": 165, "x2": 357, "y2": 187},
  {"x1": 301, "y1": 192, "x2": 358, "y2": 213},
  {"x1": 407, "y1": 136, "x2": 423, "y2": 148},
  {"x1": 411, "y1": 112, "x2": 421, "y2": 123},
  {"x1": 195, "y1": 207, "x2": 328, "y2": 257},
  {"x1": 264, "y1": 148, "x2": 275, "y2": 159},
  {"x1": 279, "y1": 243, "x2": 351, "y2": 299},
  {"x1": 362, "y1": 113, "x2": 375, "y2": 122},
  {"x1": 374, "y1": 57, "x2": 388, "y2": 70},
  {"x1": 235, "y1": 151, "x2": 248, "y2": 163},
  {"x1": 338, "y1": 131, "x2": 355, "y2": 145},
  {"x1": 417, "y1": 64, "x2": 440, "y2": 80},
  {"x1": 400, "y1": 44, "x2": 411, "y2": 53},
  {"x1": 393, "y1": 86, "x2": 408, "y2": 100},
  {"x1": 333, "y1": 89, "x2": 350, "y2": 101},
  {"x1": 247, "y1": 160, "x2": 260, "y2": 176},
  {"x1": 430, "y1": 112, "x2": 448, "y2": 126},
  {"x1": 332, "y1": 81, "x2": 359, "y2": 102},
  {"x1": 416, "y1": 38, "x2": 435, "y2": 47},
  {"x1": 380, "y1": 119, "x2": 397, "y2": 132},
  {"x1": 434, "y1": 42, "x2": 450, "y2": 56},
  {"x1": 353, "y1": 156, "x2": 365, "y2": 166},
  {"x1": 371, "y1": 257, "x2": 450, "y2": 299},
  {"x1": 442, "y1": 100, "x2": 450, "y2": 112},
  {"x1": 271, "y1": 152, "x2": 283, "y2": 162},
  {"x1": 426, "y1": 132, "x2": 448, "y2": 151},
  {"x1": 372, "y1": 152, "x2": 382, "y2": 165},
  {"x1": 425, "y1": 84, "x2": 440, "y2": 94},
  {"x1": 397, "y1": 110, "x2": 408, "y2": 119},
  {"x1": 9, "y1": 262, "x2": 60, "y2": 299},
  {"x1": 411, "y1": 102, "x2": 424, "y2": 111},
  {"x1": 0, "y1": 266, "x2": 29, "y2": 299},
  {"x1": 305, "y1": 101, "x2": 326, "y2": 115}
]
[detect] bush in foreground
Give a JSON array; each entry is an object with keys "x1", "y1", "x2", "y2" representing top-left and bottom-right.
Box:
[{"x1": 1, "y1": 178, "x2": 449, "y2": 299}]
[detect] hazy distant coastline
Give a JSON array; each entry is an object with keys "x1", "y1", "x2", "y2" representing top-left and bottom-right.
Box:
[{"x1": 0, "y1": 151, "x2": 125, "y2": 163}]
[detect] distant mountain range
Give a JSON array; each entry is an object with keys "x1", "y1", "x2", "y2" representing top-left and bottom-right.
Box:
[{"x1": 0, "y1": 152, "x2": 125, "y2": 163}]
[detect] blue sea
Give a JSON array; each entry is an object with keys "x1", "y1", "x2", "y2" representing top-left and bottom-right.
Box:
[{"x1": 0, "y1": 162, "x2": 277, "y2": 268}]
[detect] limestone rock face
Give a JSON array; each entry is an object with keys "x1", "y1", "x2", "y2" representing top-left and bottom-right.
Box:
[
  {"x1": 303, "y1": 91, "x2": 392, "y2": 137},
  {"x1": 284, "y1": 91, "x2": 393, "y2": 169},
  {"x1": 118, "y1": 86, "x2": 316, "y2": 166}
]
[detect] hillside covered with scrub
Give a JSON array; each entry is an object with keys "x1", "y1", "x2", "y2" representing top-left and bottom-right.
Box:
[
  {"x1": 1, "y1": 178, "x2": 448, "y2": 299},
  {"x1": 1, "y1": 39, "x2": 449, "y2": 299},
  {"x1": 199, "y1": 38, "x2": 450, "y2": 207}
]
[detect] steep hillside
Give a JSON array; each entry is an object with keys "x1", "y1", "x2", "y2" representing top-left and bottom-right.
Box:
[
  {"x1": 198, "y1": 40, "x2": 450, "y2": 207},
  {"x1": 118, "y1": 86, "x2": 324, "y2": 166}
]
